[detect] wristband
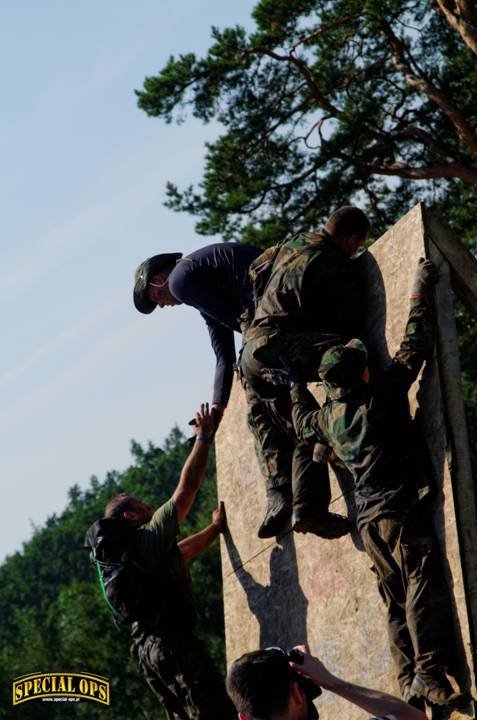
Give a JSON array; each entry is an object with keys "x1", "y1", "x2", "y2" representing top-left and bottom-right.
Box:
[{"x1": 197, "y1": 435, "x2": 212, "y2": 442}]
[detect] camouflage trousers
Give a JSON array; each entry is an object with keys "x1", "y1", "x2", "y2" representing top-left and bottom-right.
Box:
[
  {"x1": 136, "y1": 631, "x2": 236, "y2": 720},
  {"x1": 360, "y1": 502, "x2": 453, "y2": 693},
  {"x1": 239, "y1": 329, "x2": 346, "y2": 505}
]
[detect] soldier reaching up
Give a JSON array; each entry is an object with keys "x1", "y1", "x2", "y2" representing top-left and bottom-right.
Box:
[
  {"x1": 287, "y1": 259, "x2": 467, "y2": 710},
  {"x1": 85, "y1": 404, "x2": 236, "y2": 720}
]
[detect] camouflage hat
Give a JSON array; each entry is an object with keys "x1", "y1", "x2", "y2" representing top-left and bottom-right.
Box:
[
  {"x1": 318, "y1": 338, "x2": 368, "y2": 387},
  {"x1": 133, "y1": 253, "x2": 182, "y2": 314}
]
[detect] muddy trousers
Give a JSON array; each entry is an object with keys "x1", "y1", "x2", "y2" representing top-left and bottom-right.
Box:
[
  {"x1": 244, "y1": 382, "x2": 331, "y2": 510},
  {"x1": 136, "y1": 632, "x2": 236, "y2": 720},
  {"x1": 240, "y1": 330, "x2": 344, "y2": 507},
  {"x1": 360, "y1": 506, "x2": 451, "y2": 693}
]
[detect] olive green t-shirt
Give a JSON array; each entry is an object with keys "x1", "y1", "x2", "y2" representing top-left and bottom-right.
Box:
[{"x1": 131, "y1": 499, "x2": 197, "y2": 633}]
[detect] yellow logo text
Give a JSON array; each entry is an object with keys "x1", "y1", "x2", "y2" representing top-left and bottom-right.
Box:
[{"x1": 12, "y1": 672, "x2": 109, "y2": 705}]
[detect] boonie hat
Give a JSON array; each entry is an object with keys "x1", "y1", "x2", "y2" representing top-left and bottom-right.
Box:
[
  {"x1": 133, "y1": 253, "x2": 182, "y2": 314},
  {"x1": 318, "y1": 338, "x2": 368, "y2": 387}
]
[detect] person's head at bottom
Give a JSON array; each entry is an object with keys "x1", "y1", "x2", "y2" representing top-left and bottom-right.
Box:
[{"x1": 226, "y1": 647, "x2": 319, "y2": 720}]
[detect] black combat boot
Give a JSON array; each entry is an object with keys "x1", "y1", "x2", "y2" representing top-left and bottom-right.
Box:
[
  {"x1": 258, "y1": 487, "x2": 292, "y2": 538},
  {"x1": 292, "y1": 506, "x2": 352, "y2": 539},
  {"x1": 402, "y1": 682, "x2": 426, "y2": 712},
  {"x1": 410, "y1": 673, "x2": 467, "y2": 708}
]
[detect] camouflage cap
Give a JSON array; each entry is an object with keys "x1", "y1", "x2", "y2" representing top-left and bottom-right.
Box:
[
  {"x1": 133, "y1": 253, "x2": 182, "y2": 314},
  {"x1": 318, "y1": 338, "x2": 368, "y2": 387}
]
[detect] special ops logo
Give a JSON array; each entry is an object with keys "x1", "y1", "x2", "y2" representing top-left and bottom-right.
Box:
[{"x1": 12, "y1": 672, "x2": 110, "y2": 705}]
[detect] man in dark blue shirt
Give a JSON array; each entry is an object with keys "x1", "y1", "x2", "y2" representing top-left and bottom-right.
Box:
[{"x1": 134, "y1": 243, "x2": 261, "y2": 416}]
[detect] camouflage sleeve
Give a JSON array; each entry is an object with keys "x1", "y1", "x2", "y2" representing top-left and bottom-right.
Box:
[
  {"x1": 290, "y1": 384, "x2": 329, "y2": 444},
  {"x1": 388, "y1": 291, "x2": 434, "y2": 391}
]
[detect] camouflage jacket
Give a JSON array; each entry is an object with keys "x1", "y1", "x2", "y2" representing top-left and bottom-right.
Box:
[
  {"x1": 290, "y1": 293, "x2": 435, "y2": 530},
  {"x1": 244, "y1": 232, "x2": 364, "y2": 341}
]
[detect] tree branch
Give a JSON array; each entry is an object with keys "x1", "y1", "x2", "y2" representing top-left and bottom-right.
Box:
[
  {"x1": 381, "y1": 21, "x2": 477, "y2": 155},
  {"x1": 291, "y1": 14, "x2": 359, "y2": 51},
  {"x1": 249, "y1": 46, "x2": 393, "y2": 149},
  {"x1": 435, "y1": 0, "x2": 477, "y2": 56},
  {"x1": 343, "y1": 154, "x2": 477, "y2": 183},
  {"x1": 249, "y1": 46, "x2": 343, "y2": 117},
  {"x1": 392, "y1": 126, "x2": 461, "y2": 163}
]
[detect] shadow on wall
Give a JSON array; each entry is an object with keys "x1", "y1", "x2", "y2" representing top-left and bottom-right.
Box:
[
  {"x1": 359, "y1": 249, "x2": 391, "y2": 372},
  {"x1": 224, "y1": 529, "x2": 308, "y2": 649}
]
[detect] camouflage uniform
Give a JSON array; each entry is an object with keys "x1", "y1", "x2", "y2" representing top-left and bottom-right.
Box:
[
  {"x1": 290, "y1": 279, "x2": 455, "y2": 694},
  {"x1": 240, "y1": 231, "x2": 364, "y2": 506}
]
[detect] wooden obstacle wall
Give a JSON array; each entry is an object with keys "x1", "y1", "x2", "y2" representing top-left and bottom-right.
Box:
[{"x1": 216, "y1": 204, "x2": 476, "y2": 719}]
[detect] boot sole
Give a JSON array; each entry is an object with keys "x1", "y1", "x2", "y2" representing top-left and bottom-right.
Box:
[
  {"x1": 293, "y1": 518, "x2": 350, "y2": 539},
  {"x1": 257, "y1": 508, "x2": 291, "y2": 539}
]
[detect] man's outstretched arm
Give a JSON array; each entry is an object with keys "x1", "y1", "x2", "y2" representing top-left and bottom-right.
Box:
[
  {"x1": 172, "y1": 403, "x2": 214, "y2": 524},
  {"x1": 290, "y1": 647, "x2": 426, "y2": 720},
  {"x1": 290, "y1": 384, "x2": 328, "y2": 445},
  {"x1": 178, "y1": 502, "x2": 226, "y2": 561},
  {"x1": 390, "y1": 258, "x2": 437, "y2": 391}
]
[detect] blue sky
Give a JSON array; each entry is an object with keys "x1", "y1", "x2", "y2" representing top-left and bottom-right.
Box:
[{"x1": 1, "y1": 0, "x2": 257, "y2": 560}]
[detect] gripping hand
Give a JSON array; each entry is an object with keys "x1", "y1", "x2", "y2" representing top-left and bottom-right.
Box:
[
  {"x1": 260, "y1": 367, "x2": 301, "y2": 387},
  {"x1": 411, "y1": 258, "x2": 438, "y2": 305}
]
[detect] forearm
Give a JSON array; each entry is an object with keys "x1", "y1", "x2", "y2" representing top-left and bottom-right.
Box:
[
  {"x1": 325, "y1": 675, "x2": 425, "y2": 720},
  {"x1": 172, "y1": 437, "x2": 212, "y2": 523},
  {"x1": 210, "y1": 356, "x2": 229, "y2": 419},
  {"x1": 290, "y1": 385, "x2": 323, "y2": 443},
  {"x1": 178, "y1": 522, "x2": 221, "y2": 561},
  {"x1": 393, "y1": 299, "x2": 434, "y2": 387},
  {"x1": 207, "y1": 320, "x2": 235, "y2": 406},
  {"x1": 212, "y1": 361, "x2": 233, "y2": 406},
  {"x1": 392, "y1": 259, "x2": 436, "y2": 385}
]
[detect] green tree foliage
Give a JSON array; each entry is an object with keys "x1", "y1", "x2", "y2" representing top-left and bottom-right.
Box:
[
  {"x1": 0, "y1": 429, "x2": 224, "y2": 720},
  {"x1": 136, "y1": 0, "x2": 477, "y2": 245}
]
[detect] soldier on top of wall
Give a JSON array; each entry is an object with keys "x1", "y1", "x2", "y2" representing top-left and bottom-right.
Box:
[
  {"x1": 287, "y1": 258, "x2": 467, "y2": 710},
  {"x1": 133, "y1": 241, "x2": 261, "y2": 429},
  {"x1": 239, "y1": 206, "x2": 370, "y2": 538}
]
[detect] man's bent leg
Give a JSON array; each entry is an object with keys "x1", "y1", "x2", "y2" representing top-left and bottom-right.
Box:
[
  {"x1": 137, "y1": 632, "x2": 235, "y2": 720},
  {"x1": 292, "y1": 444, "x2": 351, "y2": 538},
  {"x1": 241, "y1": 333, "x2": 350, "y2": 537},
  {"x1": 244, "y1": 383, "x2": 294, "y2": 537},
  {"x1": 361, "y1": 519, "x2": 416, "y2": 695},
  {"x1": 292, "y1": 442, "x2": 331, "y2": 510},
  {"x1": 136, "y1": 634, "x2": 194, "y2": 719},
  {"x1": 402, "y1": 521, "x2": 444, "y2": 680},
  {"x1": 402, "y1": 505, "x2": 465, "y2": 706},
  {"x1": 169, "y1": 632, "x2": 237, "y2": 720},
  {"x1": 245, "y1": 385, "x2": 294, "y2": 492}
]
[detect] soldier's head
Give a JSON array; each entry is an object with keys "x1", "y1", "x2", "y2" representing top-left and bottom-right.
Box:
[
  {"x1": 104, "y1": 493, "x2": 154, "y2": 527},
  {"x1": 226, "y1": 649, "x2": 316, "y2": 720},
  {"x1": 318, "y1": 339, "x2": 369, "y2": 389},
  {"x1": 324, "y1": 206, "x2": 370, "y2": 257},
  {"x1": 133, "y1": 253, "x2": 183, "y2": 313}
]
